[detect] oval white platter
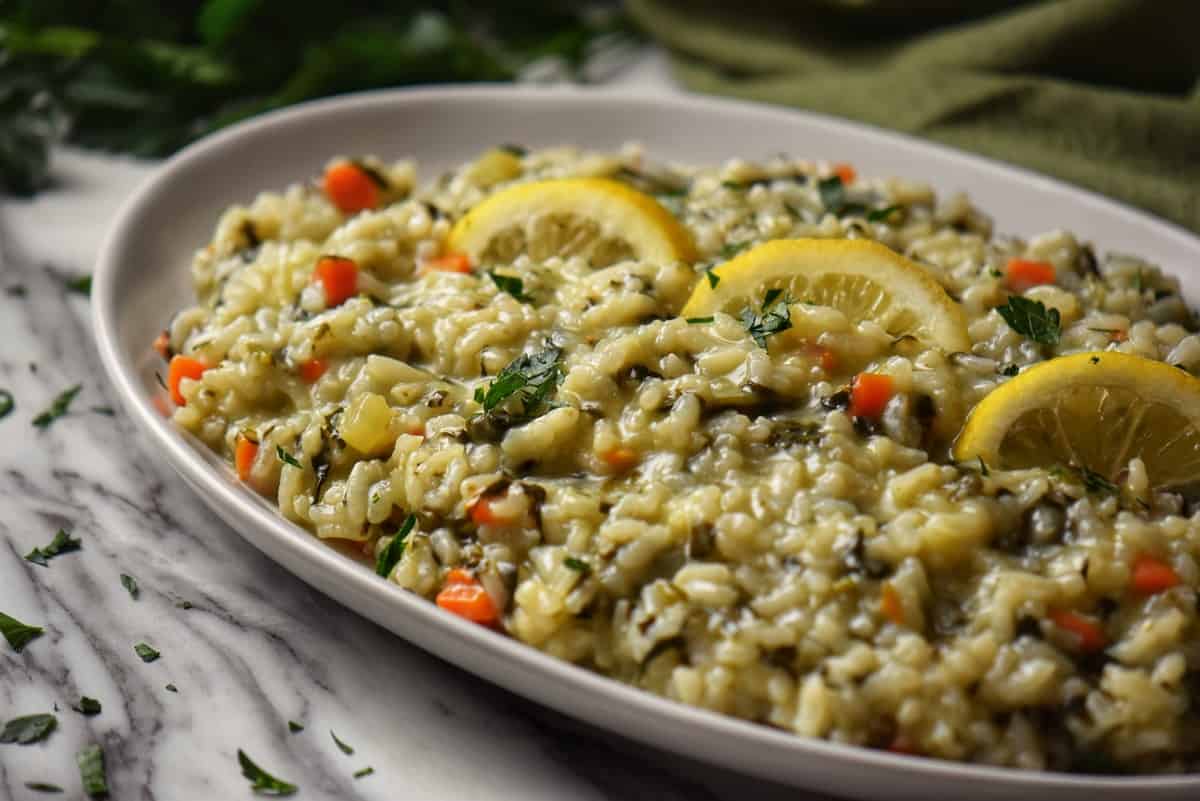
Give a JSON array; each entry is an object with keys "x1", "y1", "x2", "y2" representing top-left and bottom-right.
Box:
[{"x1": 93, "y1": 85, "x2": 1200, "y2": 801}]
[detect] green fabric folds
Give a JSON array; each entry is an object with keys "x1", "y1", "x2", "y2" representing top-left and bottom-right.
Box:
[{"x1": 628, "y1": 0, "x2": 1200, "y2": 233}]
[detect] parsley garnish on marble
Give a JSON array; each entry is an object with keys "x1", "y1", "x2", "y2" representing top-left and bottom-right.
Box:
[
  {"x1": 65, "y1": 274, "x2": 92, "y2": 295},
  {"x1": 996, "y1": 296, "x2": 1061, "y2": 345},
  {"x1": 165, "y1": 684, "x2": 178, "y2": 693},
  {"x1": 121, "y1": 573, "x2": 139, "y2": 599},
  {"x1": 0, "y1": 389, "x2": 13, "y2": 419},
  {"x1": 353, "y1": 767, "x2": 374, "y2": 779},
  {"x1": 77, "y1": 744, "x2": 107, "y2": 797},
  {"x1": 331, "y1": 730, "x2": 355, "y2": 755},
  {"x1": 72, "y1": 697, "x2": 101, "y2": 716},
  {"x1": 134, "y1": 642, "x2": 160, "y2": 663},
  {"x1": 238, "y1": 749, "x2": 298, "y2": 796},
  {"x1": 24, "y1": 781, "x2": 63, "y2": 793},
  {"x1": 0, "y1": 713, "x2": 57, "y2": 744},
  {"x1": 375, "y1": 514, "x2": 416, "y2": 578},
  {"x1": 287, "y1": 721, "x2": 304, "y2": 734},
  {"x1": 0, "y1": 611, "x2": 44, "y2": 652},
  {"x1": 24, "y1": 529, "x2": 81, "y2": 566},
  {"x1": 32, "y1": 384, "x2": 82, "y2": 429}
]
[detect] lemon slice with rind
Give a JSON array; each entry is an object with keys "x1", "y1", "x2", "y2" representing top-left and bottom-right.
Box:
[
  {"x1": 448, "y1": 178, "x2": 696, "y2": 267},
  {"x1": 679, "y1": 238, "x2": 969, "y2": 352},
  {"x1": 954, "y1": 352, "x2": 1200, "y2": 488}
]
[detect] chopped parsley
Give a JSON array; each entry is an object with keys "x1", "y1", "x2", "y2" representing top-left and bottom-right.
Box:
[
  {"x1": 90, "y1": 406, "x2": 115, "y2": 417},
  {"x1": 287, "y1": 721, "x2": 304, "y2": 734},
  {"x1": 65, "y1": 274, "x2": 92, "y2": 295},
  {"x1": 73, "y1": 697, "x2": 101, "y2": 716},
  {"x1": 1080, "y1": 466, "x2": 1119, "y2": 495},
  {"x1": 563, "y1": 556, "x2": 591, "y2": 575},
  {"x1": 473, "y1": 346, "x2": 563, "y2": 417},
  {"x1": 165, "y1": 684, "x2": 178, "y2": 693},
  {"x1": 24, "y1": 529, "x2": 82, "y2": 566},
  {"x1": 0, "y1": 389, "x2": 12, "y2": 419},
  {"x1": 817, "y1": 176, "x2": 865, "y2": 216},
  {"x1": 174, "y1": 599, "x2": 194, "y2": 610},
  {"x1": 331, "y1": 730, "x2": 354, "y2": 755},
  {"x1": 275, "y1": 445, "x2": 302, "y2": 469},
  {"x1": 375, "y1": 514, "x2": 416, "y2": 578},
  {"x1": 32, "y1": 384, "x2": 82, "y2": 429},
  {"x1": 5, "y1": 285, "x2": 27, "y2": 297},
  {"x1": 238, "y1": 749, "x2": 298, "y2": 796},
  {"x1": 0, "y1": 713, "x2": 57, "y2": 744},
  {"x1": 866, "y1": 205, "x2": 900, "y2": 223},
  {"x1": 741, "y1": 289, "x2": 793, "y2": 348},
  {"x1": 718, "y1": 241, "x2": 750, "y2": 260},
  {"x1": 0, "y1": 611, "x2": 44, "y2": 652},
  {"x1": 996, "y1": 296, "x2": 1061, "y2": 345},
  {"x1": 498, "y1": 144, "x2": 527, "y2": 157},
  {"x1": 353, "y1": 767, "x2": 375, "y2": 779},
  {"x1": 77, "y1": 744, "x2": 108, "y2": 797},
  {"x1": 24, "y1": 782, "x2": 63, "y2": 793},
  {"x1": 704, "y1": 268, "x2": 720, "y2": 288},
  {"x1": 121, "y1": 573, "x2": 139, "y2": 599},
  {"x1": 685, "y1": 316, "x2": 714, "y2": 325},
  {"x1": 134, "y1": 642, "x2": 160, "y2": 663},
  {"x1": 488, "y1": 271, "x2": 532, "y2": 302},
  {"x1": 999, "y1": 363, "x2": 1020, "y2": 377}
]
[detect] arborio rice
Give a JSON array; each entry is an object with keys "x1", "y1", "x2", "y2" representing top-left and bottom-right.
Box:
[{"x1": 162, "y1": 144, "x2": 1200, "y2": 773}]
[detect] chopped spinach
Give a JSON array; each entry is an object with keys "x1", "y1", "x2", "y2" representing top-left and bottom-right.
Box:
[
  {"x1": 996, "y1": 296, "x2": 1061, "y2": 345},
  {"x1": 375, "y1": 514, "x2": 416, "y2": 578},
  {"x1": 32, "y1": 384, "x2": 82, "y2": 429}
]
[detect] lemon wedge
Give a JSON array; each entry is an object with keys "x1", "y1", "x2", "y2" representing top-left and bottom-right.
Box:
[
  {"x1": 680, "y1": 239, "x2": 969, "y2": 352},
  {"x1": 954, "y1": 352, "x2": 1200, "y2": 487},
  {"x1": 448, "y1": 178, "x2": 696, "y2": 267}
]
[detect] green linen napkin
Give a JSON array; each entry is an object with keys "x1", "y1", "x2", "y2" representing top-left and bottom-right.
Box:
[{"x1": 628, "y1": 0, "x2": 1200, "y2": 233}]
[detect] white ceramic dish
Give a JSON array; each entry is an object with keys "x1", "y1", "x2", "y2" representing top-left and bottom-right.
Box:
[{"x1": 93, "y1": 86, "x2": 1200, "y2": 800}]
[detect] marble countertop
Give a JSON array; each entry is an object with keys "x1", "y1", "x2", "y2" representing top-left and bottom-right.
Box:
[{"x1": 0, "y1": 55, "x2": 837, "y2": 801}]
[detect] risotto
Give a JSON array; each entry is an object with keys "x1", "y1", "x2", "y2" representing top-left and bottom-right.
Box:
[{"x1": 159, "y1": 144, "x2": 1200, "y2": 773}]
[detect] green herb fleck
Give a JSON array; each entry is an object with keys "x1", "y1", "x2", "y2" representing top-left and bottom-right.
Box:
[
  {"x1": 134, "y1": 642, "x2": 160, "y2": 663},
  {"x1": 65, "y1": 275, "x2": 92, "y2": 295},
  {"x1": 73, "y1": 697, "x2": 101, "y2": 716},
  {"x1": 999, "y1": 364, "x2": 1020, "y2": 377},
  {"x1": 741, "y1": 292, "x2": 793, "y2": 348},
  {"x1": 375, "y1": 514, "x2": 416, "y2": 578},
  {"x1": 24, "y1": 529, "x2": 82, "y2": 566},
  {"x1": 563, "y1": 556, "x2": 591, "y2": 575},
  {"x1": 32, "y1": 384, "x2": 82, "y2": 429},
  {"x1": 0, "y1": 611, "x2": 44, "y2": 652},
  {"x1": 1091, "y1": 356, "x2": 1101, "y2": 364},
  {"x1": 175, "y1": 599, "x2": 194, "y2": 610},
  {"x1": 238, "y1": 749, "x2": 297, "y2": 796},
  {"x1": 24, "y1": 782, "x2": 63, "y2": 793},
  {"x1": 475, "y1": 347, "x2": 563, "y2": 417},
  {"x1": 287, "y1": 721, "x2": 304, "y2": 734},
  {"x1": 816, "y1": 176, "x2": 865, "y2": 216},
  {"x1": 498, "y1": 144, "x2": 526, "y2": 157},
  {"x1": 121, "y1": 573, "x2": 139, "y2": 599},
  {"x1": 1079, "y1": 466, "x2": 1118, "y2": 495},
  {"x1": 866, "y1": 205, "x2": 900, "y2": 223},
  {"x1": 165, "y1": 684, "x2": 178, "y2": 693},
  {"x1": 704, "y1": 268, "x2": 720, "y2": 289},
  {"x1": 685, "y1": 316, "x2": 714, "y2": 325},
  {"x1": 718, "y1": 241, "x2": 750, "y2": 260},
  {"x1": 996, "y1": 296, "x2": 1061, "y2": 345},
  {"x1": 275, "y1": 445, "x2": 302, "y2": 469},
  {"x1": 488, "y1": 272, "x2": 532, "y2": 302},
  {"x1": 6, "y1": 285, "x2": 27, "y2": 297},
  {"x1": 0, "y1": 389, "x2": 13, "y2": 419},
  {"x1": 0, "y1": 713, "x2": 57, "y2": 744},
  {"x1": 77, "y1": 744, "x2": 108, "y2": 797},
  {"x1": 90, "y1": 406, "x2": 116, "y2": 417},
  {"x1": 978, "y1": 457, "x2": 990, "y2": 477},
  {"x1": 721, "y1": 180, "x2": 744, "y2": 190},
  {"x1": 331, "y1": 730, "x2": 354, "y2": 756},
  {"x1": 353, "y1": 767, "x2": 374, "y2": 779}
]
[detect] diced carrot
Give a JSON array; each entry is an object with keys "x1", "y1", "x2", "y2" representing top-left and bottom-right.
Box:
[
  {"x1": 436, "y1": 573, "x2": 499, "y2": 624},
  {"x1": 815, "y1": 346, "x2": 837, "y2": 373},
  {"x1": 850, "y1": 372, "x2": 894, "y2": 419},
  {"x1": 880, "y1": 583, "x2": 905, "y2": 626},
  {"x1": 1005, "y1": 258, "x2": 1056, "y2": 293},
  {"x1": 600, "y1": 446, "x2": 639, "y2": 472},
  {"x1": 322, "y1": 161, "x2": 380, "y2": 214},
  {"x1": 234, "y1": 434, "x2": 258, "y2": 482},
  {"x1": 832, "y1": 163, "x2": 856, "y2": 184},
  {"x1": 167, "y1": 355, "x2": 208, "y2": 406},
  {"x1": 1049, "y1": 610, "x2": 1106, "y2": 653},
  {"x1": 469, "y1": 496, "x2": 521, "y2": 527},
  {"x1": 1109, "y1": 329, "x2": 1128, "y2": 343},
  {"x1": 406, "y1": 422, "x2": 425, "y2": 436},
  {"x1": 313, "y1": 255, "x2": 358, "y2": 306},
  {"x1": 1131, "y1": 554, "x2": 1181, "y2": 595},
  {"x1": 298, "y1": 359, "x2": 328, "y2": 383},
  {"x1": 152, "y1": 330, "x2": 171, "y2": 360},
  {"x1": 421, "y1": 252, "x2": 472, "y2": 275}
]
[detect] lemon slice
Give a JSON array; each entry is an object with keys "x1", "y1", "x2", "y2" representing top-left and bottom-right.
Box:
[
  {"x1": 680, "y1": 239, "x2": 969, "y2": 352},
  {"x1": 448, "y1": 178, "x2": 696, "y2": 267},
  {"x1": 954, "y1": 352, "x2": 1200, "y2": 487}
]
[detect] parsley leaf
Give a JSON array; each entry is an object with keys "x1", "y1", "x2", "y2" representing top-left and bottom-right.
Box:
[
  {"x1": 741, "y1": 292, "x2": 793, "y2": 348},
  {"x1": 238, "y1": 749, "x2": 298, "y2": 796},
  {"x1": 32, "y1": 384, "x2": 81, "y2": 429},
  {"x1": 375, "y1": 514, "x2": 416, "y2": 578},
  {"x1": 65, "y1": 274, "x2": 92, "y2": 295},
  {"x1": 817, "y1": 176, "x2": 865, "y2": 216},
  {"x1": 73, "y1": 697, "x2": 101, "y2": 716},
  {"x1": 0, "y1": 611, "x2": 44, "y2": 652},
  {"x1": 718, "y1": 241, "x2": 750, "y2": 260},
  {"x1": 331, "y1": 730, "x2": 354, "y2": 755},
  {"x1": 121, "y1": 573, "x2": 139, "y2": 599},
  {"x1": 0, "y1": 389, "x2": 13, "y2": 419},
  {"x1": 704, "y1": 268, "x2": 720, "y2": 288},
  {"x1": 0, "y1": 713, "x2": 57, "y2": 744},
  {"x1": 563, "y1": 556, "x2": 591, "y2": 575},
  {"x1": 275, "y1": 445, "x2": 302, "y2": 469},
  {"x1": 24, "y1": 529, "x2": 81, "y2": 566},
  {"x1": 353, "y1": 767, "x2": 375, "y2": 779},
  {"x1": 165, "y1": 683, "x2": 179, "y2": 693},
  {"x1": 287, "y1": 721, "x2": 304, "y2": 734},
  {"x1": 996, "y1": 296, "x2": 1061, "y2": 345},
  {"x1": 685, "y1": 316, "x2": 714, "y2": 325},
  {"x1": 474, "y1": 347, "x2": 563, "y2": 417},
  {"x1": 24, "y1": 782, "x2": 63, "y2": 793},
  {"x1": 134, "y1": 642, "x2": 160, "y2": 663},
  {"x1": 1079, "y1": 466, "x2": 1119, "y2": 494},
  {"x1": 77, "y1": 744, "x2": 108, "y2": 797},
  {"x1": 488, "y1": 271, "x2": 532, "y2": 302},
  {"x1": 866, "y1": 205, "x2": 900, "y2": 223}
]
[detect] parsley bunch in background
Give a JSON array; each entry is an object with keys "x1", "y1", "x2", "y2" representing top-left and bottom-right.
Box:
[{"x1": 0, "y1": 0, "x2": 637, "y2": 195}]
